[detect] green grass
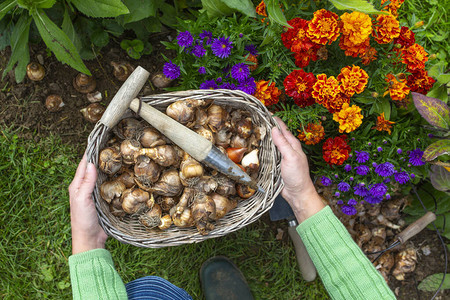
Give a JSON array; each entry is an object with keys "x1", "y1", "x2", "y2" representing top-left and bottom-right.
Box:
[{"x1": 0, "y1": 128, "x2": 329, "y2": 299}]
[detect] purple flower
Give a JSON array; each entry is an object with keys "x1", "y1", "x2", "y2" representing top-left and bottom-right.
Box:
[
  {"x1": 428, "y1": 134, "x2": 434, "y2": 138},
  {"x1": 410, "y1": 173, "x2": 415, "y2": 179},
  {"x1": 211, "y1": 37, "x2": 233, "y2": 58},
  {"x1": 355, "y1": 165, "x2": 370, "y2": 176},
  {"x1": 354, "y1": 184, "x2": 369, "y2": 197},
  {"x1": 408, "y1": 148, "x2": 425, "y2": 166},
  {"x1": 348, "y1": 199, "x2": 357, "y2": 205},
  {"x1": 244, "y1": 44, "x2": 258, "y2": 55},
  {"x1": 191, "y1": 43, "x2": 206, "y2": 57},
  {"x1": 239, "y1": 33, "x2": 244, "y2": 38},
  {"x1": 369, "y1": 183, "x2": 388, "y2": 197},
  {"x1": 375, "y1": 162, "x2": 395, "y2": 177},
  {"x1": 372, "y1": 162, "x2": 378, "y2": 167},
  {"x1": 199, "y1": 30, "x2": 213, "y2": 44},
  {"x1": 337, "y1": 200, "x2": 344, "y2": 205},
  {"x1": 383, "y1": 178, "x2": 391, "y2": 183},
  {"x1": 198, "y1": 67, "x2": 206, "y2": 74},
  {"x1": 236, "y1": 77, "x2": 256, "y2": 94},
  {"x1": 394, "y1": 171, "x2": 410, "y2": 184},
  {"x1": 177, "y1": 31, "x2": 193, "y2": 47},
  {"x1": 216, "y1": 77, "x2": 222, "y2": 83},
  {"x1": 377, "y1": 147, "x2": 383, "y2": 152},
  {"x1": 321, "y1": 176, "x2": 333, "y2": 186},
  {"x1": 231, "y1": 63, "x2": 250, "y2": 81},
  {"x1": 337, "y1": 181, "x2": 351, "y2": 192},
  {"x1": 349, "y1": 176, "x2": 354, "y2": 181},
  {"x1": 383, "y1": 140, "x2": 387, "y2": 144},
  {"x1": 335, "y1": 192, "x2": 340, "y2": 197},
  {"x1": 364, "y1": 195, "x2": 383, "y2": 204},
  {"x1": 341, "y1": 205, "x2": 357, "y2": 215},
  {"x1": 397, "y1": 148, "x2": 402, "y2": 154},
  {"x1": 355, "y1": 151, "x2": 370, "y2": 163},
  {"x1": 199, "y1": 80, "x2": 218, "y2": 90},
  {"x1": 163, "y1": 61, "x2": 180, "y2": 79},
  {"x1": 386, "y1": 193, "x2": 391, "y2": 200},
  {"x1": 219, "y1": 82, "x2": 236, "y2": 90},
  {"x1": 344, "y1": 164, "x2": 352, "y2": 172},
  {"x1": 368, "y1": 142, "x2": 372, "y2": 146},
  {"x1": 334, "y1": 174, "x2": 339, "y2": 178}
]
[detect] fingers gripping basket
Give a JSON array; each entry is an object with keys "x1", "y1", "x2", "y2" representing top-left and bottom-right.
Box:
[{"x1": 86, "y1": 88, "x2": 283, "y2": 248}]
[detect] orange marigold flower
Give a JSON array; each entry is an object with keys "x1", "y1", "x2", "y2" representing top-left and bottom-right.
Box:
[
  {"x1": 381, "y1": 0, "x2": 404, "y2": 16},
  {"x1": 307, "y1": 9, "x2": 340, "y2": 45},
  {"x1": 384, "y1": 73, "x2": 410, "y2": 101},
  {"x1": 337, "y1": 65, "x2": 369, "y2": 97},
  {"x1": 360, "y1": 46, "x2": 378, "y2": 65},
  {"x1": 322, "y1": 135, "x2": 351, "y2": 165},
  {"x1": 297, "y1": 122, "x2": 325, "y2": 145},
  {"x1": 333, "y1": 103, "x2": 363, "y2": 133},
  {"x1": 407, "y1": 69, "x2": 436, "y2": 95},
  {"x1": 340, "y1": 12, "x2": 372, "y2": 45},
  {"x1": 373, "y1": 13, "x2": 400, "y2": 44},
  {"x1": 312, "y1": 74, "x2": 339, "y2": 108},
  {"x1": 256, "y1": 1, "x2": 267, "y2": 17},
  {"x1": 327, "y1": 92, "x2": 351, "y2": 114},
  {"x1": 372, "y1": 112, "x2": 395, "y2": 134},
  {"x1": 254, "y1": 80, "x2": 281, "y2": 106},
  {"x1": 339, "y1": 35, "x2": 370, "y2": 57},
  {"x1": 401, "y1": 43, "x2": 429, "y2": 71},
  {"x1": 245, "y1": 54, "x2": 258, "y2": 71},
  {"x1": 393, "y1": 26, "x2": 415, "y2": 50}
]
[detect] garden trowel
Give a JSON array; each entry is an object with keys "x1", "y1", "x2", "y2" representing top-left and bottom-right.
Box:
[{"x1": 269, "y1": 194, "x2": 317, "y2": 282}]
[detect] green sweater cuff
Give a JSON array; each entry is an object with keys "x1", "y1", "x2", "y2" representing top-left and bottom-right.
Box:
[
  {"x1": 297, "y1": 206, "x2": 396, "y2": 300},
  {"x1": 69, "y1": 249, "x2": 128, "y2": 300}
]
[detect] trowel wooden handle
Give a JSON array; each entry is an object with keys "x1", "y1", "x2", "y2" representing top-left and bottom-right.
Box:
[
  {"x1": 288, "y1": 226, "x2": 317, "y2": 282},
  {"x1": 99, "y1": 66, "x2": 150, "y2": 129},
  {"x1": 129, "y1": 98, "x2": 212, "y2": 161},
  {"x1": 397, "y1": 211, "x2": 436, "y2": 244}
]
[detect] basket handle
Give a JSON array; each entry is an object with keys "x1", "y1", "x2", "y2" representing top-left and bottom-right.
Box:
[{"x1": 99, "y1": 66, "x2": 150, "y2": 129}]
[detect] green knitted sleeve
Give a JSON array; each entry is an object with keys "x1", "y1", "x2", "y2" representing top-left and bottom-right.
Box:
[
  {"x1": 69, "y1": 248, "x2": 128, "y2": 300},
  {"x1": 297, "y1": 206, "x2": 396, "y2": 300}
]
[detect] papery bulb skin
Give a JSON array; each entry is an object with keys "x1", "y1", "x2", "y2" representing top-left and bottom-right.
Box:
[
  {"x1": 195, "y1": 126, "x2": 215, "y2": 143},
  {"x1": 80, "y1": 103, "x2": 105, "y2": 123},
  {"x1": 139, "y1": 203, "x2": 162, "y2": 227},
  {"x1": 120, "y1": 139, "x2": 141, "y2": 165},
  {"x1": 172, "y1": 208, "x2": 194, "y2": 228},
  {"x1": 179, "y1": 154, "x2": 204, "y2": 186},
  {"x1": 138, "y1": 145, "x2": 179, "y2": 167},
  {"x1": 27, "y1": 62, "x2": 45, "y2": 81},
  {"x1": 158, "y1": 214, "x2": 173, "y2": 230},
  {"x1": 139, "y1": 127, "x2": 166, "y2": 148},
  {"x1": 158, "y1": 196, "x2": 177, "y2": 213},
  {"x1": 166, "y1": 99, "x2": 206, "y2": 125},
  {"x1": 99, "y1": 147, "x2": 122, "y2": 175},
  {"x1": 115, "y1": 118, "x2": 143, "y2": 140},
  {"x1": 151, "y1": 169, "x2": 183, "y2": 197},
  {"x1": 111, "y1": 61, "x2": 134, "y2": 81},
  {"x1": 230, "y1": 134, "x2": 248, "y2": 149},
  {"x1": 226, "y1": 147, "x2": 247, "y2": 163},
  {"x1": 121, "y1": 188, "x2": 149, "y2": 214},
  {"x1": 73, "y1": 73, "x2": 96, "y2": 94},
  {"x1": 45, "y1": 95, "x2": 64, "y2": 112},
  {"x1": 151, "y1": 71, "x2": 173, "y2": 89},
  {"x1": 100, "y1": 180, "x2": 126, "y2": 204},
  {"x1": 134, "y1": 155, "x2": 161, "y2": 189},
  {"x1": 236, "y1": 117, "x2": 253, "y2": 139},
  {"x1": 192, "y1": 193, "x2": 216, "y2": 235},
  {"x1": 116, "y1": 169, "x2": 136, "y2": 188},
  {"x1": 236, "y1": 184, "x2": 256, "y2": 199},
  {"x1": 211, "y1": 193, "x2": 237, "y2": 220},
  {"x1": 207, "y1": 104, "x2": 228, "y2": 132}
]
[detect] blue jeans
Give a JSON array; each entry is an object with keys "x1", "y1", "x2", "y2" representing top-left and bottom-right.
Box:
[{"x1": 126, "y1": 276, "x2": 193, "y2": 300}]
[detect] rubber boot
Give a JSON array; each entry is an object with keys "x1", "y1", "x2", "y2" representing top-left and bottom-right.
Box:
[{"x1": 200, "y1": 256, "x2": 254, "y2": 300}]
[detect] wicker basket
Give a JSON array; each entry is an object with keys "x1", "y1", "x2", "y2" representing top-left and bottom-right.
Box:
[{"x1": 86, "y1": 89, "x2": 283, "y2": 248}]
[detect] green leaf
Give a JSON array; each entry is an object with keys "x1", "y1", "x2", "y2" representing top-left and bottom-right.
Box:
[
  {"x1": 224, "y1": 0, "x2": 256, "y2": 18},
  {"x1": 266, "y1": 0, "x2": 290, "y2": 27},
  {"x1": 427, "y1": 85, "x2": 448, "y2": 103},
  {"x1": 437, "y1": 74, "x2": 450, "y2": 85},
  {"x1": 412, "y1": 92, "x2": 450, "y2": 129},
  {"x1": 329, "y1": 0, "x2": 387, "y2": 14},
  {"x1": 61, "y1": 8, "x2": 82, "y2": 52},
  {"x1": 373, "y1": 98, "x2": 391, "y2": 119},
  {"x1": 201, "y1": 0, "x2": 234, "y2": 17},
  {"x1": 32, "y1": 9, "x2": 91, "y2": 75},
  {"x1": 418, "y1": 273, "x2": 450, "y2": 292},
  {"x1": 69, "y1": 0, "x2": 129, "y2": 18},
  {"x1": 424, "y1": 140, "x2": 450, "y2": 161},
  {"x1": 121, "y1": 0, "x2": 157, "y2": 24},
  {"x1": 2, "y1": 14, "x2": 31, "y2": 83},
  {"x1": 0, "y1": 0, "x2": 16, "y2": 21},
  {"x1": 91, "y1": 29, "x2": 109, "y2": 48},
  {"x1": 429, "y1": 165, "x2": 450, "y2": 192}
]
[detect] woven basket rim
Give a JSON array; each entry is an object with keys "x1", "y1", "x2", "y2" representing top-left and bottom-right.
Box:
[{"x1": 86, "y1": 89, "x2": 284, "y2": 248}]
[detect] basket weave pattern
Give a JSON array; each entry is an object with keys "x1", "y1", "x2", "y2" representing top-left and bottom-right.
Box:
[{"x1": 86, "y1": 89, "x2": 283, "y2": 248}]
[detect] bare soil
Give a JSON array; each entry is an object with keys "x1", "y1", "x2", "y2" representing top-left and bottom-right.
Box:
[{"x1": 1, "y1": 36, "x2": 448, "y2": 299}]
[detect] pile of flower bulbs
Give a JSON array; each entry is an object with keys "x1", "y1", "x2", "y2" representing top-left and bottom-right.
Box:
[
  {"x1": 317, "y1": 183, "x2": 418, "y2": 282},
  {"x1": 98, "y1": 99, "x2": 266, "y2": 235}
]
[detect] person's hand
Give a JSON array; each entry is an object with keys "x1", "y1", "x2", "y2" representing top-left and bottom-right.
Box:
[
  {"x1": 69, "y1": 155, "x2": 108, "y2": 254},
  {"x1": 271, "y1": 117, "x2": 325, "y2": 223}
]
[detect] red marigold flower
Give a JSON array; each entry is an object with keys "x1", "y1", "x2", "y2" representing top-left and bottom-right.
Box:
[
  {"x1": 312, "y1": 74, "x2": 339, "y2": 108},
  {"x1": 372, "y1": 112, "x2": 395, "y2": 134},
  {"x1": 407, "y1": 69, "x2": 436, "y2": 94},
  {"x1": 384, "y1": 73, "x2": 410, "y2": 101},
  {"x1": 373, "y1": 13, "x2": 400, "y2": 44},
  {"x1": 340, "y1": 12, "x2": 372, "y2": 45},
  {"x1": 360, "y1": 46, "x2": 378, "y2": 65},
  {"x1": 254, "y1": 80, "x2": 281, "y2": 106},
  {"x1": 284, "y1": 69, "x2": 316, "y2": 107},
  {"x1": 306, "y1": 9, "x2": 341, "y2": 45},
  {"x1": 293, "y1": 47, "x2": 319, "y2": 68},
  {"x1": 393, "y1": 26, "x2": 415, "y2": 49},
  {"x1": 401, "y1": 43, "x2": 429, "y2": 71},
  {"x1": 327, "y1": 92, "x2": 351, "y2": 114},
  {"x1": 256, "y1": 1, "x2": 267, "y2": 17},
  {"x1": 339, "y1": 35, "x2": 370, "y2": 57},
  {"x1": 245, "y1": 54, "x2": 258, "y2": 72},
  {"x1": 322, "y1": 135, "x2": 351, "y2": 165},
  {"x1": 281, "y1": 18, "x2": 308, "y2": 50},
  {"x1": 337, "y1": 65, "x2": 369, "y2": 97},
  {"x1": 297, "y1": 122, "x2": 325, "y2": 145}
]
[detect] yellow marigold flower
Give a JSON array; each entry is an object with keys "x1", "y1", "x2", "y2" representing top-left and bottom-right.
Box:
[
  {"x1": 339, "y1": 35, "x2": 370, "y2": 58},
  {"x1": 401, "y1": 43, "x2": 429, "y2": 71},
  {"x1": 372, "y1": 112, "x2": 395, "y2": 134},
  {"x1": 340, "y1": 12, "x2": 372, "y2": 45},
  {"x1": 333, "y1": 103, "x2": 363, "y2": 133},
  {"x1": 297, "y1": 122, "x2": 325, "y2": 145},
  {"x1": 253, "y1": 80, "x2": 281, "y2": 106},
  {"x1": 312, "y1": 74, "x2": 339, "y2": 107},
  {"x1": 337, "y1": 65, "x2": 369, "y2": 97},
  {"x1": 306, "y1": 9, "x2": 340, "y2": 45},
  {"x1": 327, "y1": 92, "x2": 350, "y2": 114},
  {"x1": 381, "y1": 0, "x2": 404, "y2": 16},
  {"x1": 383, "y1": 73, "x2": 410, "y2": 101},
  {"x1": 373, "y1": 13, "x2": 400, "y2": 44},
  {"x1": 256, "y1": 1, "x2": 267, "y2": 17}
]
